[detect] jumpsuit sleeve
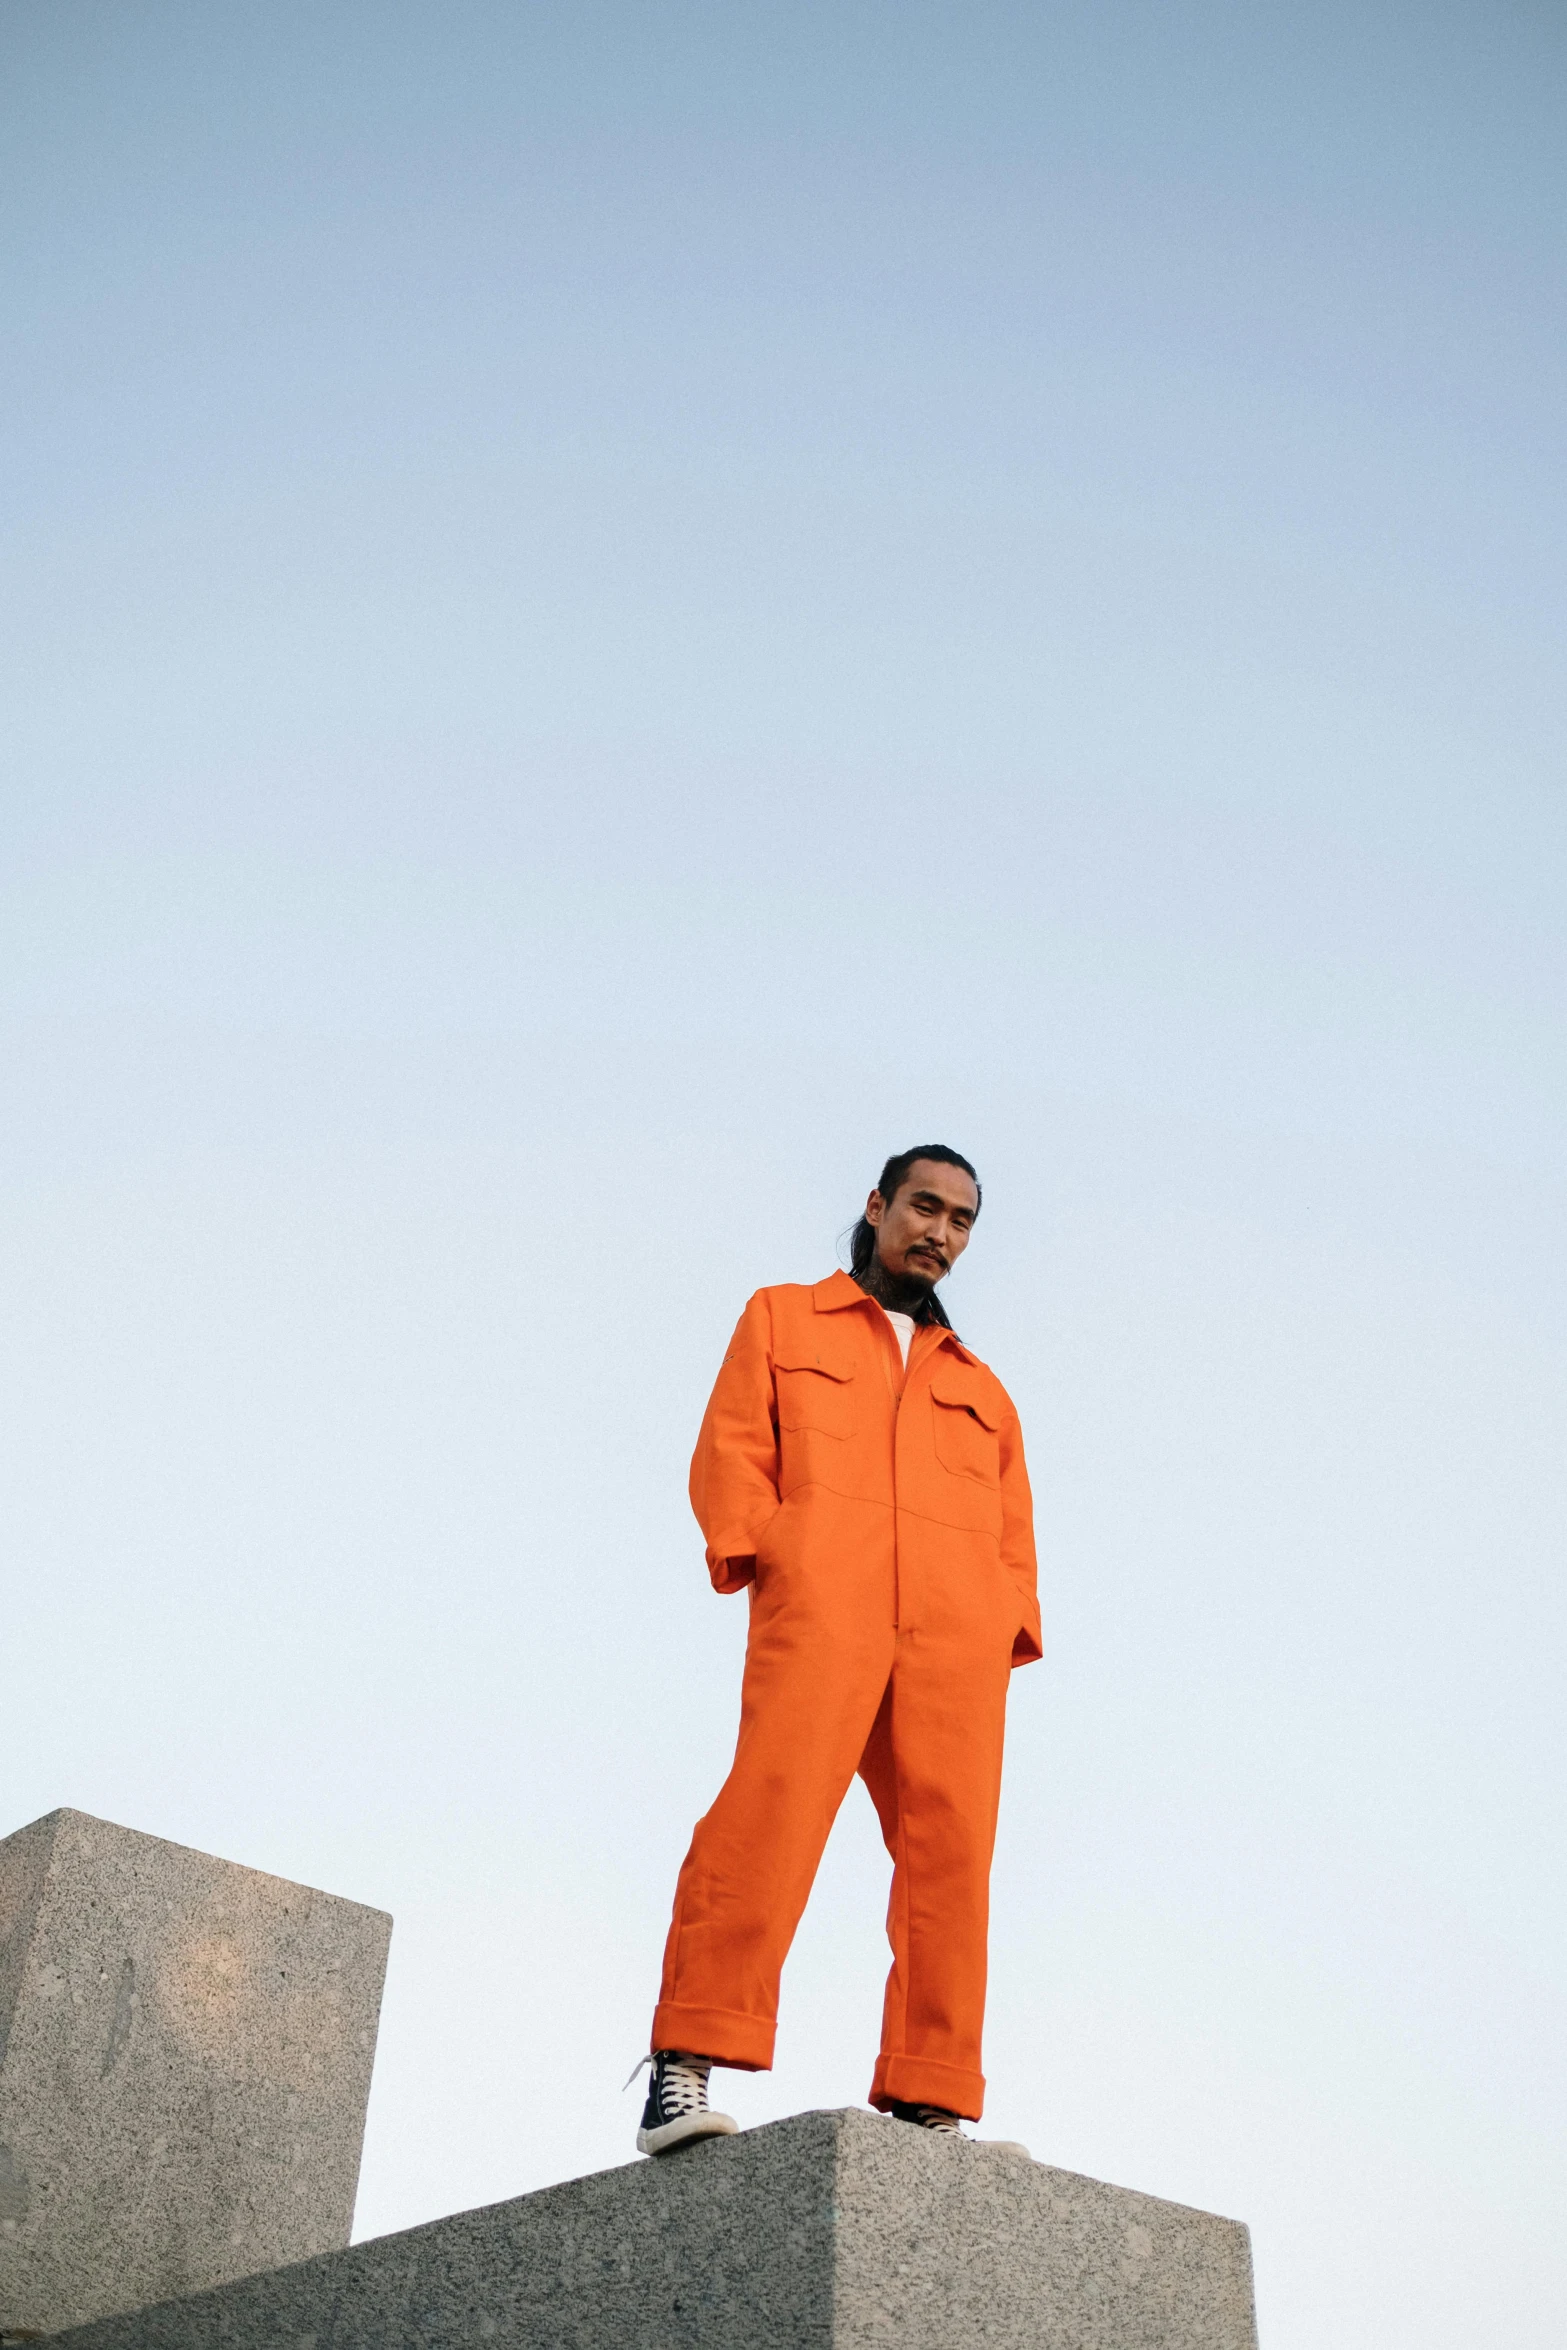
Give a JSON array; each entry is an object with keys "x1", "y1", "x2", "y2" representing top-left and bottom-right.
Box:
[
  {"x1": 998, "y1": 1407, "x2": 1043, "y2": 1666},
  {"x1": 688, "y1": 1290, "x2": 781, "y2": 1594}
]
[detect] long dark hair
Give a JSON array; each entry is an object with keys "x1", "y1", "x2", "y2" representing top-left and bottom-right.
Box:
[{"x1": 846, "y1": 1145, "x2": 982, "y2": 1330}]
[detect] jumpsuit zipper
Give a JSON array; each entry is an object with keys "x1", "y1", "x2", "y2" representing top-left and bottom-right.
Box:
[{"x1": 889, "y1": 1324, "x2": 904, "y2": 1633}]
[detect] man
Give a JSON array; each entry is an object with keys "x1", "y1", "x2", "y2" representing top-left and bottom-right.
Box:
[{"x1": 637, "y1": 1145, "x2": 1040, "y2": 2156}]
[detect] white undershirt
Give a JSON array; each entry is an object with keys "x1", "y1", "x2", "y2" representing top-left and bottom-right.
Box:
[{"x1": 882, "y1": 1308, "x2": 916, "y2": 1366}]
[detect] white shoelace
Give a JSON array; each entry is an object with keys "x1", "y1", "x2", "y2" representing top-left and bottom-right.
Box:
[
  {"x1": 624, "y1": 2051, "x2": 713, "y2": 2118},
  {"x1": 657, "y1": 2054, "x2": 712, "y2": 2118}
]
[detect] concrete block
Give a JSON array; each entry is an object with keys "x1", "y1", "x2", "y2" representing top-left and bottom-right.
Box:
[
  {"x1": 49, "y1": 2106, "x2": 1259, "y2": 2350},
  {"x1": 0, "y1": 1808, "x2": 391, "y2": 2336}
]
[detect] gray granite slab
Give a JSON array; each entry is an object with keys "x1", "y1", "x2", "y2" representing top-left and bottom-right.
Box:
[
  {"x1": 45, "y1": 2106, "x2": 1258, "y2": 2349},
  {"x1": 0, "y1": 1809, "x2": 391, "y2": 2336}
]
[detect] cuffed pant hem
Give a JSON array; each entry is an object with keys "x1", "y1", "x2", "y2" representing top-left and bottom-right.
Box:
[
  {"x1": 869, "y1": 2051, "x2": 985, "y2": 2122},
  {"x1": 651, "y1": 2001, "x2": 775, "y2": 2072}
]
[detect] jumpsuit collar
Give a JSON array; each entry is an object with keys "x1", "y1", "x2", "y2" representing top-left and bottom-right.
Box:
[{"x1": 810, "y1": 1269, "x2": 977, "y2": 1365}]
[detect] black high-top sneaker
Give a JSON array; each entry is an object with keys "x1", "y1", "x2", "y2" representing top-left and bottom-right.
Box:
[
  {"x1": 889, "y1": 2099, "x2": 964, "y2": 2133},
  {"x1": 635, "y1": 2050, "x2": 740, "y2": 2157},
  {"x1": 887, "y1": 2100, "x2": 1032, "y2": 2159}
]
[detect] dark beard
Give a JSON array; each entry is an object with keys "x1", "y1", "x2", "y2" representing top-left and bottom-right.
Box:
[{"x1": 854, "y1": 1257, "x2": 939, "y2": 1319}]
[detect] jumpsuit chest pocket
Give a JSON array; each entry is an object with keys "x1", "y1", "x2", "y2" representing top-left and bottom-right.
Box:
[
  {"x1": 929, "y1": 1374, "x2": 1003, "y2": 1484},
  {"x1": 774, "y1": 1353, "x2": 857, "y2": 1440}
]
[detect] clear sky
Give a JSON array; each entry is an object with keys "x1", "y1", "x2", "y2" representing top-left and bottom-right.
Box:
[{"x1": 3, "y1": 6, "x2": 1564, "y2": 2344}]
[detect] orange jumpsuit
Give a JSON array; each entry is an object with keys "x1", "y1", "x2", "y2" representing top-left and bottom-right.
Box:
[{"x1": 652, "y1": 1270, "x2": 1039, "y2": 2121}]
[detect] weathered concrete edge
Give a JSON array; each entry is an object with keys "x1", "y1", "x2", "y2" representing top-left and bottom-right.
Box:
[
  {"x1": 46, "y1": 2107, "x2": 1258, "y2": 2350},
  {"x1": 24, "y1": 1810, "x2": 395, "y2": 1934}
]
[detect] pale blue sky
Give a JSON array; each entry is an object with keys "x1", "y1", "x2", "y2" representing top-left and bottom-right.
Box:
[{"x1": 3, "y1": 8, "x2": 1564, "y2": 2347}]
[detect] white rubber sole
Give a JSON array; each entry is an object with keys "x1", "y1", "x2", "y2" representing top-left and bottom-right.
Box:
[
  {"x1": 890, "y1": 2117, "x2": 1034, "y2": 2160},
  {"x1": 636, "y1": 2109, "x2": 740, "y2": 2157}
]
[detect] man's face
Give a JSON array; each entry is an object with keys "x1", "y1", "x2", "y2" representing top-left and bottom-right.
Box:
[{"x1": 865, "y1": 1159, "x2": 980, "y2": 1291}]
